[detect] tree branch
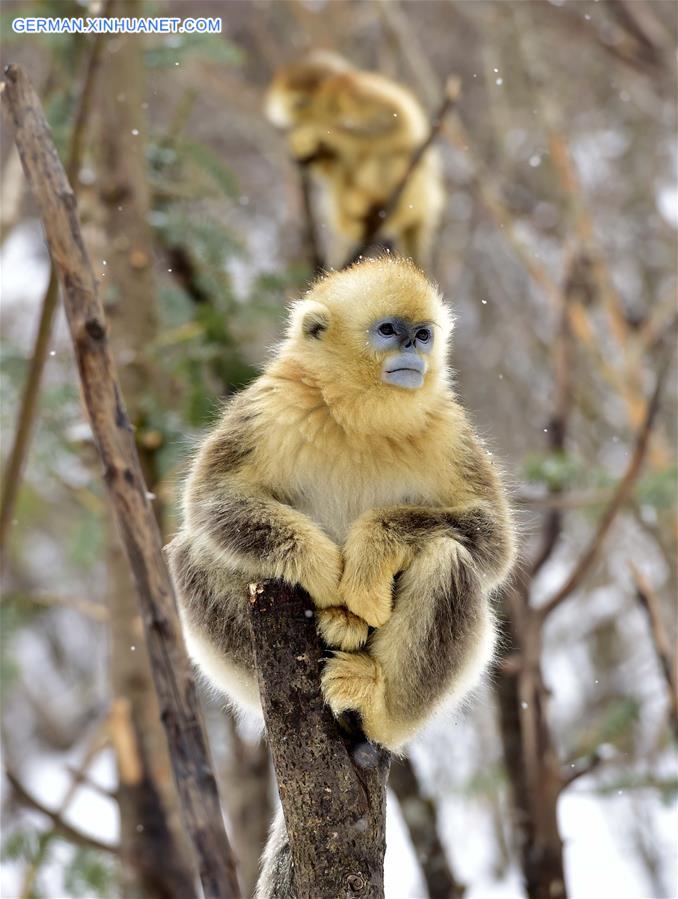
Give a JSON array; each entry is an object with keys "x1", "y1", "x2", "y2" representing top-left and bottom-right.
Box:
[
  {"x1": 529, "y1": 246, "x2": 581, "y2": 579},
  {"x1": 559, "y1": 750, "x2": 605, "y2": 792},
  {"x1": 2, "y1": 63, "x2": 240, "y2": 899},
  {"x1": 389, "y1": 756, "x2": 464, "y2": 899},
  {"x1": 248, "y1": 581, "x2": 390, "y2": 899},
  {"x1": 630, "y1": 562, "x2": 678, "y2": 737},
  {"x1": 298, "y1": 162, "x2": 325, "y2": 276},
  {"x1": 5, "y1": 769, "x2": 118, "y2": 857},
  {"x1": 539, "y1": 355, "x2": 671, "y2": 620},
  {"x1": 343, "y1": 76, "x2": 460, "y2": 268},
  {"x1": 0, "y1": 8, "x2": 109, "y2": 556}
]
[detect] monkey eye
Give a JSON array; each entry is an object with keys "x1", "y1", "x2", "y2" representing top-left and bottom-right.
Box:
[
  {"x1": 378, "y1": 323, "x2": 396, "y2": 337},
  {"x1": 416, "y1": 328, "x2": 431, "y2": 343}
]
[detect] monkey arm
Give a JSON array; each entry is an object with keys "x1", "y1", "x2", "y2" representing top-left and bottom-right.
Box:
[
  {"x1": 287, "y1": 124, "x2": 327, "y2": 163},
  {"x1": 322, "y1": 534, "x2": 496, "y2": 750},
  {"x1": 339, "y1": 425, "x2": 515, "y2": 628},
  {"x1": 338, "y1": 501, "x2": 511, "y2": 627},
  {"x1": 323, "y1": 450, "x2": 511, "y2": 749},
  {"x1": 186, "y1": 478, "x2": 343, "y2": 610},
  {"x1": 184, "y1": 405, "x2": 343, "y2": 608}
]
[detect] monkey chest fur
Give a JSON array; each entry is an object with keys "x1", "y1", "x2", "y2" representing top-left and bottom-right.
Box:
[{"x1": 261, "y1": 423, "x2": 444, "y2": 544}]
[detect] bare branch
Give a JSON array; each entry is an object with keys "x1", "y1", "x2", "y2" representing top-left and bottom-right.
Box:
[
  {"x1": 559, "y1": 751, "x2": 605, "y2": 792},
  {"x1": 248, "y1": 581, "x2": 390, "y2": 899},
  {"x1": 6, "y1": 769, "x2": 118, "y2": 857},
  {"x1": 1, "y1": 591, "x2": 109, "y2": 621},
  {"x1": 298, "y1": 162, "x2": 325, "y2": 276},
  {"x1": 630, "y1": 563, "x2": 678, "y2": 737},
  {"x1": 2, "y1": 63, "x2": 240, "y2": 899},
  {"x1": 0, "y1": 14, "x2": 108, "y2": 555},
  {"x1": 539, "y1": 356, "x2": 671, "y2": 620},
  {"x1": 343, "y1": 77, "x2": 460, "y2": 268},
  {"x1": 529, "y1": 247, "x2": 580, "y2": 579}
]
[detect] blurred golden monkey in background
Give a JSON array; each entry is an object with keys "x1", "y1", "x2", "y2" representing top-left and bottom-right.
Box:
[{"x1": 265, "y1": 51, "x2": 445, "y2": 269}]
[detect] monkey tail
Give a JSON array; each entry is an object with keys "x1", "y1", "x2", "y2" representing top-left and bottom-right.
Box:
[{"x1": 255, "y1": 806, "x2": 295, "y2": 899}]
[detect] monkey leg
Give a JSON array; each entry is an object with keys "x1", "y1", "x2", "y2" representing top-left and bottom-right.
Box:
[
  {"x1": 322, "y1": 538, "x2": 496, "y2": 750},
  {"x1": 166, "y1": 536, "x2": 262, "y2": 714}
]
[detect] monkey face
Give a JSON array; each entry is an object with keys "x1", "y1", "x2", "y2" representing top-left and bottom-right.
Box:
[
  {"x1": 265, "y1": 52, "x2": 353, "y2": 129},
  {"x1": 368, "y1": 317, "x2": 434, "y2": 389},
  {"x1": 265, "y1": 85, "x2": 310, "y2": 129},
  {"x1": 287, "y1": 257, "x2": 452, "y2": 408}
]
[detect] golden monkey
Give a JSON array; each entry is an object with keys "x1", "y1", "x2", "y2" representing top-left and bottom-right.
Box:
[
  {"x1": 168, "y1": 256, "x2": 514, "y2": 749},
  {"x1": 168, "y1": 257, "x2": 515, "y2": 898},
  {"x1": 265, "y1": 51, "x2": 445, "y2": 269}
]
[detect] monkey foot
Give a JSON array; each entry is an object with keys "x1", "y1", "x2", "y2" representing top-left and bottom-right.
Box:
[
  {"x1": 321, "y1": 651, "x2": 382, "y2": 716},
  {"x1": 317, "y1": 606, "x2": 370, "y2": 651}
]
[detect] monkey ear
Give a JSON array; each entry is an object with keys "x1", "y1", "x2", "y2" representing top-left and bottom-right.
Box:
[{"x1": 299, "y1": 302, "x2": 331, "y2": 340}]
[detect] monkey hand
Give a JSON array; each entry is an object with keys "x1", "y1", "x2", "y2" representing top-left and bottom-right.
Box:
[
  {"x1": 294, "y1": 533, "x2": 343, "y2": 610},
  {"x1": 317, "y1": 606, "x2": 370, "y2": 651},
  {"x1": 338, "y1": 573, "x2": 393, "y2": 629},
  {"x1": 339, "y1": 520, "x2": 409, "y2": 628}
]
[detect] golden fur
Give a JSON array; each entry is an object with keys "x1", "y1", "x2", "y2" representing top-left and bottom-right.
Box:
[
  {"x1": 168, "y1": 256, "x2": 515, "y2": 757},
  {"x1": 265, "y1": 52, "x2": 445, "y2": 267}
]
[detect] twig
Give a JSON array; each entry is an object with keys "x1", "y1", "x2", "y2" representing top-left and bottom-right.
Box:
[
  {"x1": 0, "y1": 15, "x2": 108, "y2": 556},
  {"x1": 6, "y1": 769, "x2": 118, "y2": 857},
  {"x1": 343, "y1": 76, "x2": 460, "y2": 267},
  {"x1": 375, "y1": 0, "x2": 440, "y2": 109},
  {"x1": 539, "y1": 355, "x2": 671, "y2": 620},
  {"x1": 529, "y1": 246, "x2": 579, "y2": 578},
  {"x1": 515, "y1": 489, "x2": 617, "y2": 510},
  {"x1": 1, "y1": 591, "x2": 109, "y2": 621},
  {"x1": 248, "y1": 581, "x2": 390, "y2": 899},
  {"x1": 630, "y1": 562, "x2": 678, "y2": 736},
  {"x1": 298, "y1": 162, "x2": 324, "y2": 275},
  {"x1": 2, "y1": 64, "x2": 241, "y2": 899},
  {"x1": 18, "y1": 722, "x2": 109, "y2": 897},
  {"x1": 559, "y1": 750, "x2": 605, "y2": 792},
  {"x1": 64, "y1": 767, "x2": 117, "y2": 801}
]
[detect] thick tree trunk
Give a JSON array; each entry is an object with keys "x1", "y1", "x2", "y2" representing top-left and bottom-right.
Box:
[
  {"x1": 2, "y1": 63, "x2": 241, "y2": 899},
  {"x1": 248, "y1": 581, "x2": 390, "y2": 899}
]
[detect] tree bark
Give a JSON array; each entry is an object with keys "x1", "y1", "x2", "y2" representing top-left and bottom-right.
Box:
[
  {"x1": 389, "y1": 757, "x2": 464, "y2": 899},
  {"x1": 494, "y1": 583, "x2": 566, "y2": 899},
  {"x1": 95, "y1": 11, "x2": 197, "y2": 894},
  {"x1": 2, "y1": 63, "x2": 241, "y2": 899},
  {"x1": 248, "y1": 581, "x2": 390, "y2": 899}
]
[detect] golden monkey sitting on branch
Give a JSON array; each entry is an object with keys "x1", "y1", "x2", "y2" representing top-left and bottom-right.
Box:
[
  {"x1": 167, "y1": 257, "x2": 515, "y2": 753},
  {"x1": 265, "y1": 52, "x2": 445, "y2": 269}
]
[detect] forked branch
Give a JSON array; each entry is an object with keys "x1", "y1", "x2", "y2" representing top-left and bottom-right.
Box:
[
  {"x1": 630, "y1": 562, "x2": 678, "y2": 736},
  {"x1": 539, "y1": 354, "x2": 671, "y2": 620}
]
